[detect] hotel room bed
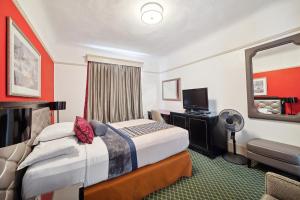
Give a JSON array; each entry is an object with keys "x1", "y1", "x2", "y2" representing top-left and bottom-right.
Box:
[{"x1": 22, "y1": 119, "x2": 190, "y2": 199}]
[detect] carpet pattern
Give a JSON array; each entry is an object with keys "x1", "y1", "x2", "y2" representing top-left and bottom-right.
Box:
[{"x1": 145, "y1": 150, "x2": 265, "y2": 200}]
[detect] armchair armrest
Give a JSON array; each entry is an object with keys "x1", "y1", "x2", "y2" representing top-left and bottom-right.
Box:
[{"x1": 265, "y1": 172, "x2": 300, "y2": 200}]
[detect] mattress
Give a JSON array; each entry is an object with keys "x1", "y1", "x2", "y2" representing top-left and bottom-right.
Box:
[{"x1": 22, "y1": 119, "x2": 189, "y2": 199}]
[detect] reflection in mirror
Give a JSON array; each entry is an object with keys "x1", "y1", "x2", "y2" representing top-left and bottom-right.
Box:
[
  {"x1": 252, "y1": 43, "x2": 300, "y2": 116},
  {"x1": 162, "y1": 78, "x2": 181, "y2": 101}
]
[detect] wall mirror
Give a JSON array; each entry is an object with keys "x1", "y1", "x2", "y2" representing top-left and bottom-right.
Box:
[
  {"x1": 245, "y1": 33, "x2": 300, "y2": 122},
  {"x1": 162, "y1": 78, "x2": 181, "y2": 101}
]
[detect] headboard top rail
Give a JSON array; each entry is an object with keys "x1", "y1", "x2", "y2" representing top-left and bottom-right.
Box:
[{"x1": 0, "y1": 101, "x2": 50, "y2": 110}]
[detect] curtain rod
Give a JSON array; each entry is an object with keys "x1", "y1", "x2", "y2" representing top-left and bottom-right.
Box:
[{"x1": 86, "y1": 54, "x2": 144, "y2": 67}]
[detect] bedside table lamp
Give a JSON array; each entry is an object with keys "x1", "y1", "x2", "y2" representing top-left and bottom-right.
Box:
[
  {"x1": 0, "y1": 108, "x2": 32, "y2": 148},
  {"x1": 49, "y1": 101, "x2": 66, "y2": 123}
]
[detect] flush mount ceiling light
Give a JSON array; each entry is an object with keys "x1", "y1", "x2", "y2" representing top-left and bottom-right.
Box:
[{"x1": 141, "y1": 2, "x2": 163, "y2": 25}]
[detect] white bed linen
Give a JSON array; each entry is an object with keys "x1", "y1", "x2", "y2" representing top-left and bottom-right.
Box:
[
  {"x1": 22, "y1": 137, "x2": 109, "y2": 199},
  {"x1": 110, "y1": 119, "x2": 189, "y2": 167},
  {"x1": 22, "y1": 119, "x2": 189, "y2": 199},
  {"x1": 18, "y1": 136, "x2": 78, "y2": 170}
]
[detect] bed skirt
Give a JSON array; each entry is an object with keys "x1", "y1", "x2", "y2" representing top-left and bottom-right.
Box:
[{"x1": 84, "y1": 150, "x2": 192, "y2": 200}]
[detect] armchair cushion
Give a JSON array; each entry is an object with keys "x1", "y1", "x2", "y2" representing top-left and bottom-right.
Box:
[
  {"x1": 261, "y1": 194, "x2": 278, "y2": 200},
  {"x1": 265, "y1": 172, "x2": 300, "y2": 200}
]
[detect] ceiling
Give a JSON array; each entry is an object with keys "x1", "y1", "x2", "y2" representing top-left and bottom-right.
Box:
[{"x1": 19, "y1": 0, "x2": 276, "y2": 56}]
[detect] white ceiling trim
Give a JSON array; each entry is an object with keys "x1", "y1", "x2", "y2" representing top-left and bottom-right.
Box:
[
  {"x1": 12, "y1": 0, "x2": 54, "y2": 61},
  {"x1": 54, "y1": 61, "x2": 87, "y2": 67},
  {"x1": 86, "y1": 54, "x2": 144, "y2": 67},
  {"x1": 160, "y1": 26, "x2": 300, "y2": 73},
  {"x1": 55, "y1": 26, "x2": 300, "y2": 75}
]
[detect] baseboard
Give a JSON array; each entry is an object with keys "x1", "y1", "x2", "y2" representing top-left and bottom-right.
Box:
[{"x1": 227, "y1": 141, "x2": 247, "y2": 157}]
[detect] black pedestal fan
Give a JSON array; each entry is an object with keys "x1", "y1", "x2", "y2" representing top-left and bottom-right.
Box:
[{"x1": 219, "y1": 109, "x2": 248, "y2": 165}]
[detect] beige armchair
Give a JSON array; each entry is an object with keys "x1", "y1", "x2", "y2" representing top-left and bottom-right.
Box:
[
  {"x1": 151, "y1": 110, "x2": 165, "y2": 123},
  {"x1": 262, "y1": 172, "x2": 300, "y2": 200}
]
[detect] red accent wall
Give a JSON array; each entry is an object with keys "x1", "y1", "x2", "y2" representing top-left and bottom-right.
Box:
[
  {"x1": 253, "y1": 66, "x2": 300, "y2": 115},
  {"x1": 0, "y1": 0, "x2": 54, "y2": 102}
]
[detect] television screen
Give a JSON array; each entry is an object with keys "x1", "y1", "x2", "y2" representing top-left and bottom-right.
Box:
[{"x1": 183, "y1": 88, "x2": 208, "y2": 110}]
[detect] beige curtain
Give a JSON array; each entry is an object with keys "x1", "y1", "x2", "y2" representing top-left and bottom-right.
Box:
[{"x1": 85, "y1": 62, "x2": 143, "y2": 123}]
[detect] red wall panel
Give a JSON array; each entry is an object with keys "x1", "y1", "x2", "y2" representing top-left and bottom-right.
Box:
[
  {"x1": 0, "y1": 0, "x2": 54, "y2": 102},
  {"x1": 253, "y1": 66, "x2": 300, "y2": 115}
]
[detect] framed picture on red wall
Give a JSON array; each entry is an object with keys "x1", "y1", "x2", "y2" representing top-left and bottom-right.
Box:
[
  {"x1": 7, "y1": 17, "x2": 41, "y2": 97},
  {"x1": 253, "y1": 77, "x2": 267, "y2": 96}
]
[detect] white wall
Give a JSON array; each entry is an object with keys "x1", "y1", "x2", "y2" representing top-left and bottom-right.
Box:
[
  {"x1": 54, "y1": 64, "x2": 87, "y2": 122},
  {"x1": 14, "y1": 0, "x2": 57, "y2": 57},
  {"x1": 159, "y1": 1, "x2": 300, "y2": 71},
  {"x1": 55, "y1": 64, "x2": 159, "y2": 122},
  {"x1": 17, "y1": 0, "x2": 300, "y2": 147},
  {"x1": 159, "y1": 1, "x2": 300, "y2": 147},
  {"x1": 141, "y1": 72, "x2": 160, "y2": 115},
  {"x1": 160, "y1": 49, "x2": 300, "y2": 147},
  {"x1": 54, "y1": 43, "x2": 160, "y2": 122},
  {"x1": 15, "y1": 0, "x2": 161, "y2": 123}
]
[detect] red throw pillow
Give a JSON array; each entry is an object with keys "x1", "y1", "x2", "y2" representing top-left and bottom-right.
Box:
[{"x1": 74, "y1": 116, "x2": 94, "y2": 144}]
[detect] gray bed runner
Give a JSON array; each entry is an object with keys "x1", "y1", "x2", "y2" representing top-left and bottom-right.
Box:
[
  {"x1": 98, "y1": 124, "x2": 137, "y2": 179},
  {"x1": 119, "y1": 122, "x2": 174, "y2": 138}
]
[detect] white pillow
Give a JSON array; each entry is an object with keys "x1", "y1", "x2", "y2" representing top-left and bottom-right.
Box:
[
  {"x1": 33, "y1": 122, "x2": 75, "y2": 145},
  {"x1": 18, "y1": 136, "x2": 78, "y2": 170}
]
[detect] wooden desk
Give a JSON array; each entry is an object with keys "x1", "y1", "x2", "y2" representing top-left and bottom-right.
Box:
[
  {"x1": 170, "y1": 111, "x2": 226, "y2": 158},
  {"x1": 148, "y1": 110, "x2": 227, "y2": 158}
]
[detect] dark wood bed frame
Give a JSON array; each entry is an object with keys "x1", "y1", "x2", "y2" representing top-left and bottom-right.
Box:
[
  {"x1": 0, "y1": 101, "x2": 50, "y2": 109},
  {"x1": 0, "y1": 101, "x2": 53, "y2": 199},
  {"x1": 1, "y1": 101, "x2": 192, "y2": 200}
]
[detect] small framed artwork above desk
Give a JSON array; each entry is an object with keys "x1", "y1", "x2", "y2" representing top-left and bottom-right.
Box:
[{"x1": 162, "y1": 78, "x2": 181, "y2": 101}]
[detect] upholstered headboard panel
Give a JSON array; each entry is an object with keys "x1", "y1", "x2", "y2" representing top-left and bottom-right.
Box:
[
  {"x1": 0, "y1": 107, "x2": 50, "y2": 200},
  {"x1": 254, "y1": 99, "x2": 282, "y2": 114}
]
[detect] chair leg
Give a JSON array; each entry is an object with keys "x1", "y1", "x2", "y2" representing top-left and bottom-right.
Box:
[{"x1": 247, "y1": 159, "x2": 251, "y2": 168}]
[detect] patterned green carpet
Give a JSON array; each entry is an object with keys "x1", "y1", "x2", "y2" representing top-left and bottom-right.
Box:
[{"x1": 145, "y1": 150, "x2": 265, "y2": 200}]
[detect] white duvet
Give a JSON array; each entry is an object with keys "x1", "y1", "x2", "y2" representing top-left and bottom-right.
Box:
[{"x1": 22, "y1": 119, "x2": 189, "y2": 199}]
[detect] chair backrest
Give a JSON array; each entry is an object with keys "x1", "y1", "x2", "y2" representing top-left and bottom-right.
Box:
[
  {"x1": 265, "y1": 172, "x2": 300, "y2": 200},
  {"x1": 151, "y1": 110, "x2": 165, "y2": 123}
]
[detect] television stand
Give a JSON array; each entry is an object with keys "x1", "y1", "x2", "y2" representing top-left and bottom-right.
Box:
[
  {"x1": 170, "y1": 111, "x2": 227, "y2": 158},
  {"x1": 185, "y1": 110, "x2": 211, "y2": 115}
]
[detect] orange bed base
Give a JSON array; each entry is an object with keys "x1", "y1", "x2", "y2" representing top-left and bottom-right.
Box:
[{"x1": 84, "y1": 150, "x2": 192, "y2": 200}]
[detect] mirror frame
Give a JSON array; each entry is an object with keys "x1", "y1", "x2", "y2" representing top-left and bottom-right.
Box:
[
  {"x1": 162, "y1": 78, "x2": 181, "y2": 101},
  {"x1": 245, "y1": 33, "x2": 300, "y2": 123}
]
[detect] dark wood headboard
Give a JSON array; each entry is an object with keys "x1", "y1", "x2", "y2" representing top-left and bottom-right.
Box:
[
  {"x1": 0, "y1": 101, "x2": 50, "y2": 110},
  {"x1": 0, "y1": 101, "x2": 50, "y2": 199},
  {"x1": 0, "y1": 101, "x2": 52, "y2": 200}
]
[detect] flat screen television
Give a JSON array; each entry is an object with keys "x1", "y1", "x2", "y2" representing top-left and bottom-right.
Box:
[{"x1": 183, "y1": 88, "x2": 209, "y2": 111}]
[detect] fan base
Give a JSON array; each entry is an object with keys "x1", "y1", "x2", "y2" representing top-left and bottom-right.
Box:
[{"x1": 223, "y1": 152, "x2": 248, "y2": 165}]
